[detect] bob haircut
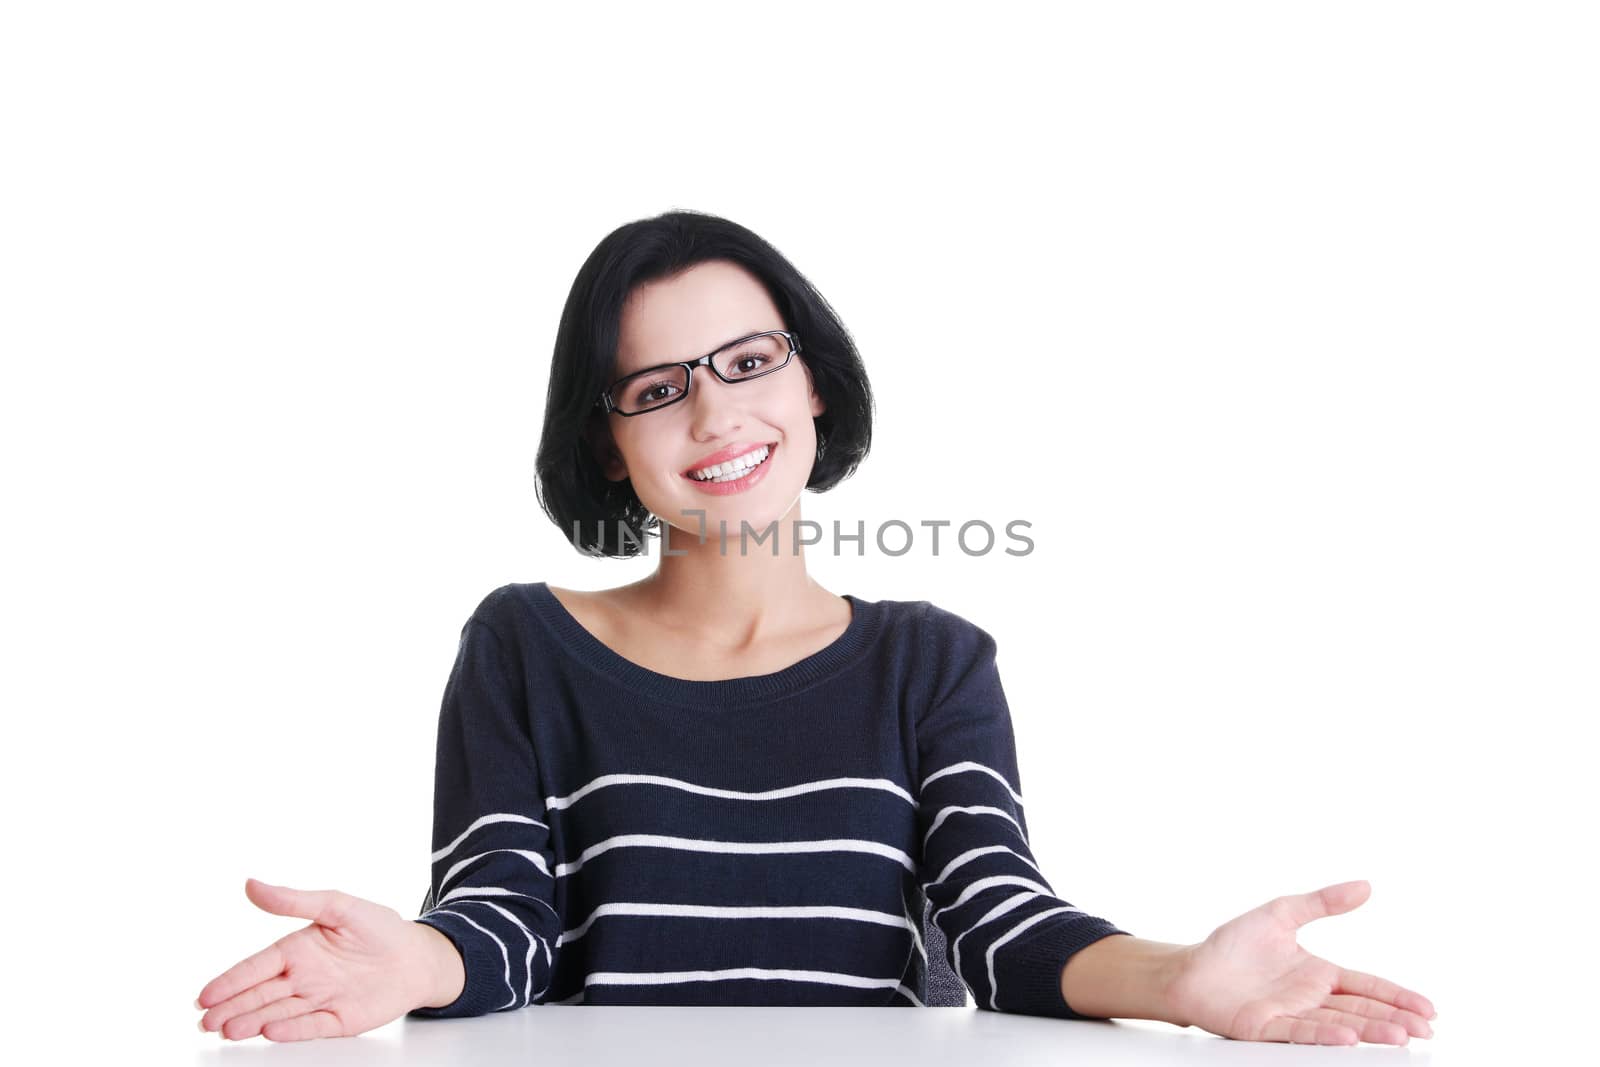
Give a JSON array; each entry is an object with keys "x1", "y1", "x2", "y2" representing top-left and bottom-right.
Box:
[{"x1": 534, "y1": 209, "x2": 875, "y2": 559}]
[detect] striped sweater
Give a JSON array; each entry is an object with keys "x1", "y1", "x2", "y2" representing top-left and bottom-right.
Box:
[{"x1": 407, "y1": 581, "x2": 1130, "y2": 1018}]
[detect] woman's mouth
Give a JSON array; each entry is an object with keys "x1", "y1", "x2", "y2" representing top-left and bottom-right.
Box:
[{"x1": 681, "y1": 442, "x2": 777, "y2": 495}]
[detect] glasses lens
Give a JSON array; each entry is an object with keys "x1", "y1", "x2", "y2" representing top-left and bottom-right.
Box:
[
  {"x1": 611, "y1": 364, "x2": 690, "y2": 414},
  {"x1": 712, "y1": 332, "x2": 792, "y2": 381}
]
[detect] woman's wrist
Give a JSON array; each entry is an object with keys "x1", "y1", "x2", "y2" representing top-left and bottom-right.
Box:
[
  {"x1": 411, "y1": 921, "x2": 466, "y2": 1010},
  {"x1": 1059, "y1": 934, "x2": 1196, "y2": 1026}
]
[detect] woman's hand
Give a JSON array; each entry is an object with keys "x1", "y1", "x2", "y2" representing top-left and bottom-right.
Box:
[
  {"x1": 195, "y1": 878, "x2": 445, "y2": 1041},
  {"x1": 1164, "y1": 880, "x2": 1437, "y2": 1045}
]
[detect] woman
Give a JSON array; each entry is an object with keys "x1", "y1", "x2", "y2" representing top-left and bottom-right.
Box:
[{"x1": 195, "y1": 210, "x2": 1436, "y2": 1045}]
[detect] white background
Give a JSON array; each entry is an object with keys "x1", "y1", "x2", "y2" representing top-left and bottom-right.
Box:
[{"x1": 2, "y1": 2, "x2": 1594, "y2": 1061}]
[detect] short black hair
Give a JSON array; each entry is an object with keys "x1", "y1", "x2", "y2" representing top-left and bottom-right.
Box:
[{"x1": 533, "y1": 209, "x2": 875, "y2": 558}]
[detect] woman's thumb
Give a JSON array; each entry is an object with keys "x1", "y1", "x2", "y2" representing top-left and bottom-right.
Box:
[{"x1": 245, "y1": 877, "x2": 344, "y2": 924}]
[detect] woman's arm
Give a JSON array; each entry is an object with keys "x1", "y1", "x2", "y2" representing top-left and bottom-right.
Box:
[
  {"x1": 408, "y1": 601, "x2": 564, "y2": 1018},
  {"x1": 914, "y1": 613, "x2": 1132, "y2": 1018}
]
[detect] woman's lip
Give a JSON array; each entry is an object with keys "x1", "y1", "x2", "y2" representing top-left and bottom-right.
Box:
[
  {"x1": 681, "y1": 441, "x2": 777, "y2": 494},
  {"x1": 681, "y1": 441, "x2": 778, "y2": 479}
]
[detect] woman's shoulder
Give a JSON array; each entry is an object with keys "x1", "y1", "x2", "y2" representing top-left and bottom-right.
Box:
[
  {"x1": 467, "y1": 579, "x2": 640, "y2": 646},
  {"x1": 863, "y1": 591, "x2": 996, "y2": 652},
  {"x1": 460, "y1": 580, "x2": 559, "y2": 635}
]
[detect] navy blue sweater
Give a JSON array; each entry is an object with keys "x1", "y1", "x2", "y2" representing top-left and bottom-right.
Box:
[{"x1": 408, "y1": 582, "x2": 1130, "y2": 1018}]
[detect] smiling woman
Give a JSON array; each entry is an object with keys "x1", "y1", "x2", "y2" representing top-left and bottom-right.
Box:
[
  {"x1": 194, "y1": 210, "x2": 1435, "y2": 1045},
  {"x1": 536, "y1": 215, "x2": 874, "y2": 561},
  {"x1": 592, "y1": 269, "x2": 816, "y2": 526}
]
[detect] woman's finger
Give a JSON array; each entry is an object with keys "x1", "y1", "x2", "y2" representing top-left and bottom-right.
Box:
[
  {"x1": 261, "y1": 1011, "x2": 345, "y2": 1042},
  {"x1": 197, "y1": 943, "x2": 286, "y2": 1011},
  {"x1": 1334, "y1": 966, "x2": 1436, "y2": 1019},
  {"x1": 244, "y1": 878, "x2": 352, "y2": 926},
  {"x1": 199, "y1": 879, "x2": 357, "y2": 1012},
  {"x1": 219, "y1": 994, "x2": 316, "y2": 1042},
  {"x1": 1324, "y1": 992, "x2": 1435, "y2": 1036},
  {"x1": 1268, "y1": 880, "x2": 1371, "y2": 930},
  {"x1": 1257, "y1": 1014, "x2": 1359, "y2": 1045},
  {"x1": 1300, "y1": 1006, "x2": 1411, "y2": 1045},
  {"x1": 200, "y1": 973, "x2": 296, "y2": 1034}
]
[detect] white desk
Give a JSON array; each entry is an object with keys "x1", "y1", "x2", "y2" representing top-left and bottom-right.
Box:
[{"x1": 187, "y1": 1006, "x2": 1440, "y2": 1065}]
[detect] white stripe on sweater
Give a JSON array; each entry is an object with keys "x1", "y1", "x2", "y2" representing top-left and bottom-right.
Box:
[
  {"x1": 558, "y1": 902, "x2": 919, "y2": 945},
  {"x1": 546, "y1": 772, "x2": 915, "y2": 811},
  {"x1": 431, "y1": 812, "x2": 549, "y2": 864},
  {"x1": 920, "y1": 761, "x2": 1025, "y2": 807},
  {"x1": 555, "y1": 833, "x2": 916, "y2": 877}
]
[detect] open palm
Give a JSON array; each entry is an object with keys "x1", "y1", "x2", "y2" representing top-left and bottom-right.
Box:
[
  {"x1": 196, "y1": 878, "x2": 437, "y2": 1041},
  {"x1": 1166, "y1": 880, "x2": 1436, "y2": 1045}
]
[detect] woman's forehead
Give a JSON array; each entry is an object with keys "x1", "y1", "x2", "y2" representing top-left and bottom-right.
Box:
[{"x1": 616, "y1": 264, "x2": 783, "y2": 374}]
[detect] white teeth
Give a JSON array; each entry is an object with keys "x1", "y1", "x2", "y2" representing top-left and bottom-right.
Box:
[{"x1": 689, "y1": 445, "x2": 770, "y2": 481}]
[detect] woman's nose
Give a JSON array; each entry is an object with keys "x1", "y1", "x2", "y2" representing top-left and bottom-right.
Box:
[{"x1": 686, "y1": 369, "x2": 743, "y2": 431}]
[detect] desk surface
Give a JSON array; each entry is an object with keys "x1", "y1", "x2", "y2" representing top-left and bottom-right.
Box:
[{"x1": 186, "y1": 1006, "x2": 1440, "y2": 1065}]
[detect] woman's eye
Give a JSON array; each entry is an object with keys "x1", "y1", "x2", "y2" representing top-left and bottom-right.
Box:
[
  {"x1": 636, "y1": 381, "x2": 679, "y2": 404},
  {"x1": 733, "y1": 355, "x2": 768, "y2": 375}
]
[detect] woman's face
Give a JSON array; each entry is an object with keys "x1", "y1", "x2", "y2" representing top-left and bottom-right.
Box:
[{"x1": 594, "y1": 259, "x2": 827, "y2": 537}]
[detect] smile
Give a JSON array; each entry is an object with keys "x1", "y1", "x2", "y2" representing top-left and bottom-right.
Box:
[
  {"x1": 684, "y1": 443, "x2": 774, "y2": 482},
  {"x1": 680, "y1": 442, "x2": 779, "y2": 495}
]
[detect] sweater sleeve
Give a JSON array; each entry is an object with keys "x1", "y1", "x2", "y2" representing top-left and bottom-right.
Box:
[
  {"x1": 407, "y1": 611, "x2": 561, "y2": 1018},
  {"x1": 915, "y1": 615, "x2": 1132, "y2": 1019}
]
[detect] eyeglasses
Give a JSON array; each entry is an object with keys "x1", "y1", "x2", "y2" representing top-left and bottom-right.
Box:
[{"x1": 596, "y1": 330, "x2": 801, "y2": 416}]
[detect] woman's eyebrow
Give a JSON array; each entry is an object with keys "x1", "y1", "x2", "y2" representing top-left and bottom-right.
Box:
[{"x1": 624, "y1": 329, "x2": 769, "y2": 376}]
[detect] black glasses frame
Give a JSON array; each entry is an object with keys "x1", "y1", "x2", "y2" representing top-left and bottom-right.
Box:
[{"x1": 595, "y1": 330, "x2": 802, "y2": 416}]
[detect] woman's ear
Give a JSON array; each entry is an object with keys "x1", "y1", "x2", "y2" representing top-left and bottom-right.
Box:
[
  {"x1": 802, "y1": 358, "x2": 827, "y2": 418},
  {"x1": 584, "y1": 415, "x2": 629, "y2": 482}
]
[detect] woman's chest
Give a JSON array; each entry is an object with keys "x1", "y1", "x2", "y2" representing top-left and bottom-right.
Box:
[
  {"x1": 603, "y1": 632, "x2": 830, "y2": 682},
  {"x1": 565, "y1": 592, "x2": 850, "y2": 682}
]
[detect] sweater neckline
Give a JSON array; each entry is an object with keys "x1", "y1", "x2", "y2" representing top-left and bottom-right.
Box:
[{"x1": 527, "y1": 581, "x2": 879, "y2": 707}]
